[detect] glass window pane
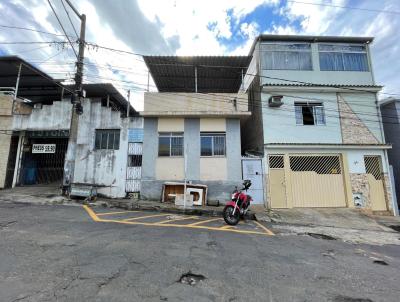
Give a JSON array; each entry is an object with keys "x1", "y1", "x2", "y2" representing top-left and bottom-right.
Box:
[
  {"x1": 95, "y1": 131, "x2": 101, "y2": 149},
  {"x1": 201, "y1": 136, "x2": 212, "y2": 156},
  {"x1": 213, "y1": 136, "x2": 225, "y2": 156},
  {"x1": 108, "y1": 131, "x2": 115, "y2": 149},
  {"x1": 295, "y1": 105, "x2": 303, "y2": 125},
  {"x1": 319, "y1": 52, "x2": 344, "y2": 71},
  {"x1": 171, "y1": 136, "x2": 183, "y2": 156},
  {"x1": 343, "y1": 53, "x2": 368, "y2": 71},
  {"x1": 158, "y1": 137, "x2": 170, "y2": 156},
  {"x1": 101, "y1": 132, "x2": 108, "y2": 149},
  {"x1": 314, "y1": 106, "x2": 326, "y2": 125},
  {"x1": 114, "y1": 130, "x2": 120, "y2": 149}
]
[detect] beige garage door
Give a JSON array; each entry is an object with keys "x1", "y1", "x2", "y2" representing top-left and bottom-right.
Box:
[{"x1": 289, "y1": 155, "x2": 347, "y2": 208}]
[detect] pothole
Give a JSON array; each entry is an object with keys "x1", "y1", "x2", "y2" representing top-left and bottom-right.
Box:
[
  {"x1": 333, "y1": 295, "x2": 373, "y2": 302},
  {"x1": 306, "y1": 233, "x2": 336, "y2": 240},
  {"x1": 178, "y1": 272, "x2": 206, "y2": 286},
  {"x1": 388, "y1": 225, "x2": 400, "y2": 232},
  {"x1": 373, "y1": 259, "x2": 388, "y2": 266}
]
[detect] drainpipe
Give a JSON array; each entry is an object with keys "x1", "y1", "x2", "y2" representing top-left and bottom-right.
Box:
[
  {"x1": 127, "y1": 90, "x2": 130, "y2": 117},
  {"x1": 12, "y1": 62, "x2": 22, "y2": 113},
  {"x1": 12, "y1": 131, "x2": 25, "y2": 188}
]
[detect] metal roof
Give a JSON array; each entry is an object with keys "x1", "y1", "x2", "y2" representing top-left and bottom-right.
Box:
[
  {"x1": 0, "y1": 56, "x2": 135, "y2": 114},
  {"x1": 249, "y1": 34, "x2": 374, "y2": 55},
  {"x1": 143, "y1": 56, "x2": 252, "y2": 93},
  {"x1": 262, "y1": 83, "x2": 382, "y2": 88},
  {"x1": 0, "y1": 56, "x2": 65, "y2": 103}
]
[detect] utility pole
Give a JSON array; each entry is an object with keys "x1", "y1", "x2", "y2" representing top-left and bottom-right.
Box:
[{"x1": 63, "y1": 0, "x2": 86, "y2": 192}]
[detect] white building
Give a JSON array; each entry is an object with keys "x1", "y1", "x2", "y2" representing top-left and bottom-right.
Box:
[{"x1": 242, "y1": 35, "x2": 395, "y2": 214}]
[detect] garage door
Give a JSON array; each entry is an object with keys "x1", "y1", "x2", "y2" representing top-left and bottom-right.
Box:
[{"x1": 289, "y1": 155, "x2": 347, "y2": 208}]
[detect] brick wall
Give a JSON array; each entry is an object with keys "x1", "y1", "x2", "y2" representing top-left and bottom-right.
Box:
[
  {"x1": 0, "y1": 95, "x2": 13, "y2": 188},
  {"x1": 338, "y1": 95, "x2": 379, "y2": 144}
]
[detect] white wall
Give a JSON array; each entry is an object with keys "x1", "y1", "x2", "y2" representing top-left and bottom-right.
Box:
[
  {"x1": 262, "y1": 92, "x2": 342, "y2": 144},
  {"x1": 73, "y1": 100, "x2": 143, "y2": 198}
]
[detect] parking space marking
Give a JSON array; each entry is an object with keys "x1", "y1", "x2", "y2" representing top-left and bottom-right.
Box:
[
  {"x1": 157, "y1": 216, "x2": 198, "y2": 224},
  {"x1": 83, "y1": 205, "x2": 274, "y2": 236},
  {"x1": 97, "y1": 210, "x2": 139, "y2": 216},
  {"x1": 187, "y1": 218, "x2": 221, "y2": 226},
  {"x1": 122, "y1": 213, "x2": 171, "y2": 221},
  {"x1": 254, "y1": 221, "x2": 275, "y2": 236}
]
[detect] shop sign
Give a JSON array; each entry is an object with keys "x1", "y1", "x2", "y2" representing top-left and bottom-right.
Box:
[{"x1": 32, "y1": 144, "x2": 56, "y2": 154}]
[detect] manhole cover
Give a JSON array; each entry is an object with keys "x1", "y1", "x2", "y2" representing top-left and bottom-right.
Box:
[
  {"x1": 333, "y1": 295, "x2": 373, "y2": 302},
  {"x1": 389, "y1": 225, "x2": 400, "y2": 232},
  {"x1": 306, "y1": 233, "x2": 336, "y2": 240},
  {"x1": 178, "y1": 272, "x2": 206, "y2": 286}
]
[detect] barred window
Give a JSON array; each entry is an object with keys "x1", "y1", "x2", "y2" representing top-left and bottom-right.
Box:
[
  {"x1": 95, "y1": 129, "x2": 120, "y2": 150},
  {"x1": 201, "y1": 133, "x2": 226, "y2": 156},
  {"x1": 158, "y1": 132, "x2": 183, "y2": 157}
]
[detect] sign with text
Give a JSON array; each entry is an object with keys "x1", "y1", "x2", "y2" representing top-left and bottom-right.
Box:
[{"x1": 32, "y1": 144, "x2": 56, "y2": 154}]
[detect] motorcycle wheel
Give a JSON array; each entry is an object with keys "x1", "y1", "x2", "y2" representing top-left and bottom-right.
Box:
[{"x1": 223, "y1": 206, "x2": 240, "y2": 226}]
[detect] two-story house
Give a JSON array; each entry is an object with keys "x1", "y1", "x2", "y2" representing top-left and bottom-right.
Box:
[
  {"x1": 140, "y1": 56, "x2": 252, "y2": 203},
  {"x1": 243, "y1": 35, "x2": 395, "y2": 214}
]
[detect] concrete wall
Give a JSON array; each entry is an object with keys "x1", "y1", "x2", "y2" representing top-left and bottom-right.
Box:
[
  {"x1": 141, "y1": 117, "x2": 243, "y2": 202},
  {"x1": 144, "y1": 92, "x2": 248, "y2": 113},
  {"x1": 261, "y1": 91, "x2": 343, "y2": 144},
  {"x1": 258, "y1": 42, "x2": 375, "y2": 86},
  {"x1": 0, "y1": 95, "x2": 13, "y2": 188},
  {"x1": 13, "y1": 99, "x2": 72, "y2": 130},
  {"x1": 73, "y1": 99, "x2": 143, "y2": 198},
  {"x1": 381, "y1": 101, "x2": 400, "y2": 206}
]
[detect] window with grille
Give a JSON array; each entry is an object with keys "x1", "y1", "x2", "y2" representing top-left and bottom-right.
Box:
[
  {"x1": 95, "y1": 129, "x2": 120, "y2": 150},
  {"x1": 261, "y1": 43, "x2": 312, "y2": 70},
  {"x1": 318, "y1": 44, "x2": 369, "y2": 71},
  {"x1": 364, "y1": 156, "x2": 382, "y2": 180},
  {"x1": 158, "y1": 132, "x2": 183, "y2": 157},
  {"x1": 200, "y1": 133, "x2": 226, "y2": 156},
  {"x1": 269, "y1": 155, "x2": 284, "y2": 169},
  {"x1": 295, "y1": 102, "x2": 326, "y2": 126},
  {"x1": 289, "y1": 156, "x2": 341, "y2": 174}
]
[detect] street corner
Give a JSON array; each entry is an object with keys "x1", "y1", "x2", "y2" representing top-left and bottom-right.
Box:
[{"x1": 83, "y1": 205, "x2": 275, "y2": 237}]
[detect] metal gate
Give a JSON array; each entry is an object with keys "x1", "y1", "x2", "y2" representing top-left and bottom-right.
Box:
[
  {"x1": 19, "y1": 137, "x2": 68, "y2": 186},
  {"x1": 364, "y1": 156, "x2": 387, "y2": 211},
  {"x1": 242, "y1": 158, "x2": 264, "y2": 204},
  {"x1": 289, "y1": 155, "x2": 346, "y2": 208},
  {"x1": 268, "y1": 155, "x2": 287, "y2": 208},
  {"x1": 126, "y1": 142, "x2": 142, "y2": 192}
]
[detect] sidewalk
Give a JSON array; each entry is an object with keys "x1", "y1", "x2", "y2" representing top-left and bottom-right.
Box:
[{"x1": 255, "y1": 207, "x2": 400, "y2": 245}]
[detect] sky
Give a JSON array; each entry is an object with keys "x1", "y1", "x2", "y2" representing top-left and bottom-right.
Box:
[{"x1": 0, "y1": 0, "x2": 399, "y2": 110}]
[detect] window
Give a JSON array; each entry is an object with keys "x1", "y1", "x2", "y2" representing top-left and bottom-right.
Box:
[
  {"x1": 158, "y1": 132, "x2": 183, "y2": 156},
  {"x1": 319, "y1": 44, "x2": 369, "y2": 71},
  {"x1": 295, "y1": 102, "x2": 326, "y2": 126},
  {"x1": 95, "y1": 129, "x2": 120, "y2": 150},
  {"x1": 201, "y1": 133, "x2": 226, "y2": 156},
  {"x1": 128, "y1": 155, "x2": 142, "y2": 167},
  {"x1": 261, "y1": 43, "x2": 312, "y2": 70}
]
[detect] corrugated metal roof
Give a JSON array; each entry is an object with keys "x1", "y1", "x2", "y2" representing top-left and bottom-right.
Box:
[{"x1": 143, "y1": 56, "x2": 252, "y2": 93}]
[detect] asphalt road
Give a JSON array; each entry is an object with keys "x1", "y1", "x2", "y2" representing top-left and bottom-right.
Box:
[{"x1": 0, "y1": 203, "x2": 399, "y2": 302}]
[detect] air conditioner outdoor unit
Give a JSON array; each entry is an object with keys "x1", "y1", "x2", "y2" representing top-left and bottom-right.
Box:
[{"x1": 268, "y1": 95, "x2": 283, "y2": 107}]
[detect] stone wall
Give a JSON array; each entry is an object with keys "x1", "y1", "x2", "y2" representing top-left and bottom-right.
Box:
[
  {"x1": 0, "y1": 95, "x2": 13, "y2": 188},
  {"x1": 350, "y1": 173, "x2": 392, "y2": 212},
  {"x1": 338, "y1": 94, "x2": 379, "y2": 144}
]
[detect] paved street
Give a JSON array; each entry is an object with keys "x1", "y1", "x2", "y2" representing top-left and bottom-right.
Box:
[{"x1": 1, "y1": 203, "x2": 400, "y2": 302}]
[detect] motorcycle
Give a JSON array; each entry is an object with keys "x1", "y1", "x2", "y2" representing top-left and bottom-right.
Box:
[{"x1": 223, "y1": 180, "x2": 252, "y2": 226}]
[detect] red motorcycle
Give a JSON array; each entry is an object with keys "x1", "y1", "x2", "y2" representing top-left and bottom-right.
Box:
[{"x1": 223, "y1": 180, "x2": 252, "y2": 225}]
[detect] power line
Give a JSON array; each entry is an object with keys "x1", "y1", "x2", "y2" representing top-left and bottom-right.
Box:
[
  {"x1": 0, "y1": 24, "x2": 73, "y2": 37},
  {"x1": 60, "y1": 0, "x2": 79, "y2": 39},
  {"x1": 46, "y1": 0, "x2": 78, "y2": 58},
  {"x1": 287, "y1": 0, "x2": 400, "y2": 15}
]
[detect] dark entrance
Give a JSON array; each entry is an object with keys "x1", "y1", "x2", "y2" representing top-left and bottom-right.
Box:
[
  {"x1": 4, "y1": 135, "x2": 19, "y2": 188},
  {"x1": 19, "y1": 131, "x2": 69, "y2": 186}
]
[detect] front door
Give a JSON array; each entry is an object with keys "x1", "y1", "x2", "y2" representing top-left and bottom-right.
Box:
[
  {"x1": 268, "y1": 155, "x2": 287, "y2": 208},
  {"x1": 242, "y1": 159, "x2": 264, "y2": 204}
]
